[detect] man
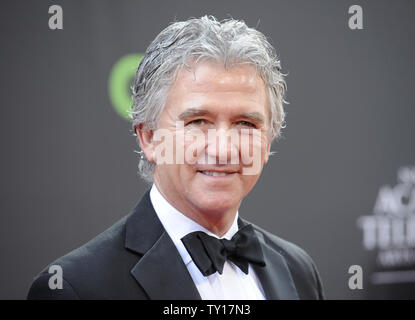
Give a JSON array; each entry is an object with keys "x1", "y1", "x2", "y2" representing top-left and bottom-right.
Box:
[{"x1": 27, "y1": 16, "x2": 324, "y2": 300}]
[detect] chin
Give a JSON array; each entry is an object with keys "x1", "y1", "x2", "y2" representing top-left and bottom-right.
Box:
[{"x1": 190, "y1": 191, "x2": 239, "y2": 215}]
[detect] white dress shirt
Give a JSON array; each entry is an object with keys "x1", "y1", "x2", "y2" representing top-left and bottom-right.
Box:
[{"x1": 149, "y1": 184, "x2": 266, "y2": 300}]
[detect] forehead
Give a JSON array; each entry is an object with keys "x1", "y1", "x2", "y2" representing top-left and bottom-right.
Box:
[
  {"x1": 164, "y1": 61, "x2": 269, "y2": 116},
  {"x1": 178, "y1": 61, "x2": 263, "y2": 91}
]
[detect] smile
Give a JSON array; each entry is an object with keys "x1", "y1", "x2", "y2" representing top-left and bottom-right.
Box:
[{"x1": 198, "y1": 171, "x2": 236, "y2": 176}]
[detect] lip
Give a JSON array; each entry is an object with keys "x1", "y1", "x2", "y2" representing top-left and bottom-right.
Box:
[
  {"x1": 195, "y1": 166, "x2": 241, "y2": 174},
  {"x1": 196, "y1": 169, "x2": 239, "y2": 179}
]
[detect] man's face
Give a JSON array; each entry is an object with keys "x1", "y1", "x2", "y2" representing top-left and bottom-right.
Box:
[{"x1": 141, "y1": 61, "x2": 271, "y2": 223}]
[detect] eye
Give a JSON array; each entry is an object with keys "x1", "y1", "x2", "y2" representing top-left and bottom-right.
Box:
[
  {"x1": 187, "y1": 119, "x2": 206, "y2": 126},
  {"x1": 238, "y1": 121, "x2": 256, "y2": 128}
]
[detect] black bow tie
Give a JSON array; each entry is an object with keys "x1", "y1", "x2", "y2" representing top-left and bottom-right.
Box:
[{"x1": 181, "y1": 224, "x2": 266, "y2": 276}]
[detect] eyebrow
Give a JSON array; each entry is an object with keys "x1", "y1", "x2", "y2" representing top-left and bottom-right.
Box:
[
  {"x1": 177, "y1": 108, "x2": 212, "y2": 120},
  {"x1": 238, "y1": 112, "x2": 265, "y2": 126}
]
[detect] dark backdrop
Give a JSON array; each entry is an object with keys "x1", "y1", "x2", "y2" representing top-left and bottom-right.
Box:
[{"x1": 1, "y1": 0, "x2": 414, "y2": 299}]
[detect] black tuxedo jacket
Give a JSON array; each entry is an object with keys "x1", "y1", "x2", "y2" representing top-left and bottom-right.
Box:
[{"x1": 27, "y1": 190, "x2": 324, "y2": 300}]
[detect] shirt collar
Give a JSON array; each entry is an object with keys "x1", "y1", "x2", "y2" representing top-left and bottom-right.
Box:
[{"x1": 149, "y1": 184, "x2": 239, "y2": 266}]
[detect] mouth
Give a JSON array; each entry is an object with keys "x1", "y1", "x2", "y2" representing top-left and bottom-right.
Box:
[
  {"x1": 197, "y1": 171, "x2": 234, "y2": 177},
  {"x1": 196, "y1": 169, "x2": 240, "y2": 178}
]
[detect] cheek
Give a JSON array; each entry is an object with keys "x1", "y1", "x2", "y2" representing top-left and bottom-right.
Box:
[
  {"x1": 155, "y1": 129, "x2": 204, "y2": 166},
  {"x1": 184, "y1": 133, "x2": 207, "y2": 165},
  {"x1": 240, "y1": 130, "x2": 268, "y2": 175}
]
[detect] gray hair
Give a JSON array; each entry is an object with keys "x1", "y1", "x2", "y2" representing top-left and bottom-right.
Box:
[{"x1": 131, "y1": 15, "x2": 287, "y2": 183}]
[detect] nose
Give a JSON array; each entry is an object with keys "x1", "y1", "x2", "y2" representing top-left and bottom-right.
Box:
[{"x1": 206, "y1": 128, "x2": 239, "y2": 165}]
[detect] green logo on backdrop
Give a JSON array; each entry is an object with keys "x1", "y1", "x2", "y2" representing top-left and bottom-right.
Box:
[{"x1": 108, "y1": 54, "x2": 144, "y2": 120}]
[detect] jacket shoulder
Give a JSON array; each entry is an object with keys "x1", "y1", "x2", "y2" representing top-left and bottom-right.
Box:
[
  {"x1": 251, "y1": 223, "x2": 325, "y2": 300},
  {"x1": 27, "y1": 272, "x2": 80, "y2": 300},
  {"x1": 27, "y1": 214, "x2": 143, "y2": 299}
]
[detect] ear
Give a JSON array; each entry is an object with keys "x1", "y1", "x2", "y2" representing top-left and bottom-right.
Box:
[{"x1": 135, "y1": 124, "x2": 156, "y2": 162}]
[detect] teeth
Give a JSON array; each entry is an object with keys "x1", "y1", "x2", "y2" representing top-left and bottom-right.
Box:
[{"x1": 201, "y1": 171, "x2": 228, "y2": 176}]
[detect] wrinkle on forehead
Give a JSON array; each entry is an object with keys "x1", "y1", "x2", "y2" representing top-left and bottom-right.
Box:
[{"x1": 175, "y1": 61, "x2": 263, "y2": 94}]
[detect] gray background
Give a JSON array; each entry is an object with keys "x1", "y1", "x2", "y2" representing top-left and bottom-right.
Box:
[{"x1": 1, "y1": 0, "x2": 414, "y2": 299}]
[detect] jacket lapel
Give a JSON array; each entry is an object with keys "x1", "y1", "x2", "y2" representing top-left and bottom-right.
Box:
[
  {"x1": 125, "y1": 191, "x2": 298, "y2": 300},
  {"x1": 125, "y1": 190, "x2": 201, "y2": 300},
  {"x1": 239, "y1": 218, "x2": 299, "y2": 300}
]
